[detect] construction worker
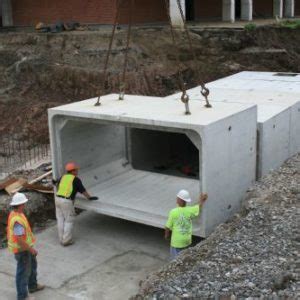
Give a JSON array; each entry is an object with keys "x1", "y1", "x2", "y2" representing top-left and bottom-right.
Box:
[
  {"x1": 7, "y1": 192, "x2": 44, "y2": 300},
  {"x1": 165, "y1": 190, "x2": 208, "y2": 259},
  {"x1": 54, "y1": 162, "x2": 98, "y2": 246}
]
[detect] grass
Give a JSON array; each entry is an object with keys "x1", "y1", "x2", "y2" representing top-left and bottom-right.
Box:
[
  {"x1": 279, "y1": 20, "x2": 300, "y2": 29},
  {"x1": 244, "y1": 23, "x2": 257, "y2": 31}
]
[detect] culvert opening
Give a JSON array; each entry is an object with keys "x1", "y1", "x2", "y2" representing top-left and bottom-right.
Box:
[
  {"x1": 130, "y1": 128, "x2": 199, "y2": 179},
  {"x1": 56, "y1": 118, "x2": 201, "y2": 230}
]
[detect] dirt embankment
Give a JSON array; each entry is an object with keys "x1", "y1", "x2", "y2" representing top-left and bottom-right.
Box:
[{"x1": 0, "y1": 26, "x2": 300, "y2": 143}]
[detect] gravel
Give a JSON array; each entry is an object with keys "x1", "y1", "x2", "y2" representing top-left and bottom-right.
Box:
[{"x1": 134, "y1": 154, "x2": 300, "y2": 299}]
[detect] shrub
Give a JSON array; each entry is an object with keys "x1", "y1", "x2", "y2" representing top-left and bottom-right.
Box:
[{"x1": 244, "y1": 23, "x2": 257, "y2": 31}]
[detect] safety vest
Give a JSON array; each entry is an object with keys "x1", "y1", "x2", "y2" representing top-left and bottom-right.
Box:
[
  {"x1": 57, "y1": 174, "x2": 75, "y2": 198},
  {"x1": 7, "y1": 211, "x2": 36, "y2": 254}
]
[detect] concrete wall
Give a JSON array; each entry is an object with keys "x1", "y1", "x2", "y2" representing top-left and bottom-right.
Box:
[
  {"x1": 257, "y1": 106, "x2": 291, "y2": 178},
  {"x1": 1, "y1": 0, "x2": 13, "y2": 26},
  {"x1": 49, "y1": 116, "x2": 128, "y2": 187},
  {"x1": 200, "y1": 107, "x2": 257, "y2": 234}
]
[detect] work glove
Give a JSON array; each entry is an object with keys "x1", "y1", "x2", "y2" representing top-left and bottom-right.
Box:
[{"x1": 89, "y1": 196, "x2": 99, "y2": 201}]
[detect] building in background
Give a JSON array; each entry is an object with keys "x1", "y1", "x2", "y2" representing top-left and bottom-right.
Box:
[
  {"x1": 0, "y1": 0, "x2": 298, "y2": 27},
  {"x1": 296, "y1": 0, "x2": 300, "y2": 16}
]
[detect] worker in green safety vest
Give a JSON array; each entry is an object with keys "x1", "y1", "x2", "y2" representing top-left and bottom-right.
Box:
[{"x1": 53, "y1": 162, "x2": 98, "y2": 246}]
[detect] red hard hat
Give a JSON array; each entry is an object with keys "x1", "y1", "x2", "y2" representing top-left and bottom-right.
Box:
[{"x1": 65, "y1": 162, "x2": 79, "y2": 172}]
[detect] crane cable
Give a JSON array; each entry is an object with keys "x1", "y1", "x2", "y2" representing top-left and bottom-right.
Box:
[
  {"x1": 95, "y1": 0, "x2": 211, "y2": 111},
  {"x1": 164, "y1": 0, "x2": 191, "y2": 115},
  {"x1": 95, "y1": 0, "x2": 134, "y2": 106},
  {"x1": 175, "y1": 0, "x2": 212, "y2": 108}
]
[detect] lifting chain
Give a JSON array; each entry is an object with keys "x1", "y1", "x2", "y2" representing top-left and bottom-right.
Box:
[
  {"x1": 175, "y1": 0, "x2": 212, "y2": 108},
  {"x1": 119, "y1": 0, "x2": 134, "y2": 100},
  {"x1": 164, "y1": 0, "x2": 191, "y2": 115},
  {"x1": 95, "y1": 0, "x2": 134, "y2": 106},
  {"x1": 95, "y1": 0, "x2": 210, "y2": 111}
]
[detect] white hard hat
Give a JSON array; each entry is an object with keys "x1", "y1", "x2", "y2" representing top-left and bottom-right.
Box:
[
  {"x1": 177, "y1": 189, "x2": 192, "y2": 203},
  {"x1": 10, "y1": 193, "x2": 29, "y2": 206}
]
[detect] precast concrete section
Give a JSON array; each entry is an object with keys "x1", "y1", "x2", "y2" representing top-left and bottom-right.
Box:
[
  {"x1": 166, "y1": 72, "x2": 300, "y2": 178},
  {"x1": 207, "y1": 71, "x2": 300, "y2": 158},
  {"x1": 48, "y1": 94, "x2": 257, "y2": 237}
]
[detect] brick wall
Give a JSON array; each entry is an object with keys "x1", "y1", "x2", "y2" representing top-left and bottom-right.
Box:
[
  {"x1": 118, "y1": 0, "x2": 167, "y2": 24},
  {"x1": 253, "y1": 0, "x2": 273, "y2": 17},
  {"x1": 12, "y1": 0, "x2": 116, "y2": 26},
  {"x1": 194, "y1": 0, "x2": 222, "y2": 20},
  {"x1": 11, "y1": 0, "x2": 167, "y2": 26}
]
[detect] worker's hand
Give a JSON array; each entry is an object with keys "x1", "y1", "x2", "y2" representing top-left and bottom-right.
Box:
[
  {"x1": 89, "y1": 196, "x2": 99, "y2": 201},
  {"x1": 200, "y1": 193, "x2": 208, "y2": 205},
  {"x1": 30, "y1": 248, "x2": 38, "y2": 256}
]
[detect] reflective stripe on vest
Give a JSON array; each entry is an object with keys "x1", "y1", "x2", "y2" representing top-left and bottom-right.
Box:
[
  {"x1": 7, "y1": 211, "x2": 36, "y2": 254},
  {"x1": 57, "y1": 174, "x2": 75, "y2": 198}
]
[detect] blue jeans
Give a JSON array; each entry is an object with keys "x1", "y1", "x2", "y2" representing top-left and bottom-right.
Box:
[
  {"x1": 170, "y1": 246, "x2": 189, "y2": 260},
  {"x1": 14, "y1": 251, "x2": 37, "y2": 300}
]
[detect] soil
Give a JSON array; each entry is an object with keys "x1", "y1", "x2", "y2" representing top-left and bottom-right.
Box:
[
  {"x1": 0, "y1": 25, "x2": 300, "y2": 143},
  {"x1": 0, "y1": 166, "x2": 56, "y2": 247}
]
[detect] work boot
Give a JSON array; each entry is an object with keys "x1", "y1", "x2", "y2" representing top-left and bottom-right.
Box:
[
  {"x1": 62, "y1": 240, "x2": 74, "y2": 247},
  {"x1": 29, "y1": 283, "x2": 45, "y2": 293}
]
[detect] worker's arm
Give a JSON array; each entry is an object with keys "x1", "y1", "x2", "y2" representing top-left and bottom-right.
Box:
[
  {"x1": 75, "y1": 178, "x2": 98, "y2": 201},
  {"x1": 15, "y1": 236, "x2": 38, "y2": 256},
  {"x1": 164, "y1": 228, "x2": 171, "y2": 240},
  {"x1": 199, "y1": 193, "x2": 208, "y2": 207},
  {"x1": 82, "y1": 191, "x2": 98, "y2": 200},
  {"x1": 165, "y1": 211, "x2": 173, "y2": 241},
  {"x1": 13, "y1": 223, "x2": 37, "y2": 255}
]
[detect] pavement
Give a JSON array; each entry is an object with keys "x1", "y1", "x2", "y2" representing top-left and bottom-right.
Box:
[{"x1": 0, "y1": 211, "x2": 169, "y2": 299}]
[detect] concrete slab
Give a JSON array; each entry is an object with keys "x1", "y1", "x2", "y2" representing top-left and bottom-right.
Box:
[
  {"x1": 214, "y1": 71, "x2": 300, "y2": 83},
  {"x1": 49, "y1": 94, "x2": 257, "y2": 236},
  {"x1": 0, "y1": 211, "x2": 168, "y2": 299}
]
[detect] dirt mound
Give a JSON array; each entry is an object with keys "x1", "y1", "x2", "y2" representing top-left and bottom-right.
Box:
[{"x1": 0, "y1": 26, "x2": 300, "y2": 143}]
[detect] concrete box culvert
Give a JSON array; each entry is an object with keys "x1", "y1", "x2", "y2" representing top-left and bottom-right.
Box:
[
  {"x1": 48, "y1": 94, "x2": 257, "y2": 237},
  {"x1": 207, "y1": 71, "x2": 300, "y2": 158},
  {"x1": 166, "y1": 71, "x2": 300, "y2": 178}
]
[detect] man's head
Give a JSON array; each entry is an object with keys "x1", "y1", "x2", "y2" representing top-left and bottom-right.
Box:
[
  {"x1": 65, "y1": 162, "x2": 79, "y2": 175},
  {"x1": 10, "y1": 193, "x2": 28, "y2": 211},
  {"x1": 176, "y1": 189, "x2": 191, "y2": 207}
]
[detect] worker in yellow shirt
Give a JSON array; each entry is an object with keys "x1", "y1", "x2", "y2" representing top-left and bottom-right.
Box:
[
  {"x1": 165, "y1": 190, "x2": 208, "y2": 259},
  {"x1": 7, "y1": 193, "x2": 44, "y2": 300}
]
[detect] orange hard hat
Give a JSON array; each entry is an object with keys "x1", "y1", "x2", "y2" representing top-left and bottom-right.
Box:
[{"x1": 65, "y1": 162, "x2": 79, "y2": 172}]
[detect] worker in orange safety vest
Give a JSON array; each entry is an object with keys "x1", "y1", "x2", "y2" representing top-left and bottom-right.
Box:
[{"x1": 7, "y1": 192, "x2": 44, "y2": 300}]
